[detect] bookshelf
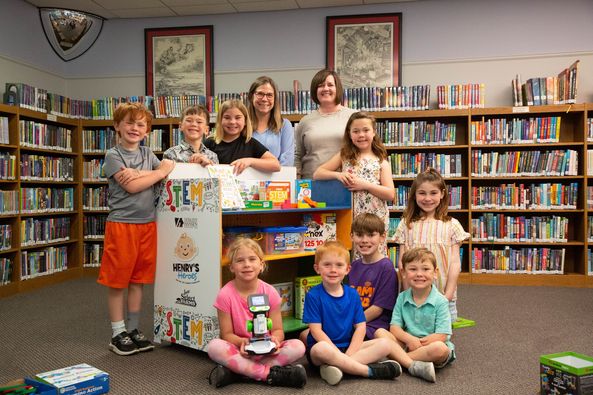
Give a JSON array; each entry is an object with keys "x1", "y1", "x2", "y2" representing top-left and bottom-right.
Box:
[{"x1": 2, "y1": 103, "x2": 593, "y2": 299}]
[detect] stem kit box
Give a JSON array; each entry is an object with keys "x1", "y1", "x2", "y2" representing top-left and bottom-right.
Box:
[
  {"x1": 26, "y1": 363, "x2": 109, "y2": 395},
  {"x1": 540, "y1": 352, "x2": 593, "y2": 394}
]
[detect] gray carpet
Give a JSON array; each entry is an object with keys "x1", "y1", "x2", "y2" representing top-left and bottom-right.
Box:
[{"x1": 1, "y1": 277, "x2": 592, "y2": 394}]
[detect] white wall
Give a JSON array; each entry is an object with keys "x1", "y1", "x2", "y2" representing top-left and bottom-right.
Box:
[{"x1": 1, "y1": 0, "x2": 592, "y2": 106}]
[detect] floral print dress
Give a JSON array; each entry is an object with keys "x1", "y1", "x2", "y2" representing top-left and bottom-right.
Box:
[{"x1": 343, "y1": 156, "x2": 389, "y2": 256}]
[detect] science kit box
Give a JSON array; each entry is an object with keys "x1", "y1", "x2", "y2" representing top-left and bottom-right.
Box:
[
  {"x1": 540, "y1": 352, "x2": 593, "y2": 394},
  {"x1": 26, "y1": 363, "x2": 109, "y2": 395},
  {"x1": 303, "y1": 213, "x2": 337, "y2": 251},
  {"x1": 294, "y1": 275, "x2": 322, "y2": 320}
]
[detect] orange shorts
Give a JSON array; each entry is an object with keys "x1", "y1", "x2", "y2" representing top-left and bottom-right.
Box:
[{"x1": 97, "y1": 221, "x2": 157, "y2": 288}]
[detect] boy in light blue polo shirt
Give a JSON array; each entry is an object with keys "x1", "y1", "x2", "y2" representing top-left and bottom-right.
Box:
[{"x1": 375, "y1": 247, "x2": 455, "y2": 383}]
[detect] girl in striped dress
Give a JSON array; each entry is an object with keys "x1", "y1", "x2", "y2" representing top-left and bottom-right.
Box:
[{"x1": 394, "y1": 168, "x2": 469, "y2": 322}]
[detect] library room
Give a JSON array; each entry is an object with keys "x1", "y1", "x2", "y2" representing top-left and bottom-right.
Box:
[{"x1": 1, "y1": 0, "x2": 593, "y2": 394}]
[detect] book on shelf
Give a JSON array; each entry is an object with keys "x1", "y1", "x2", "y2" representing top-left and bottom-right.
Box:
[{"x1": 513, "y1": 60, "x2": 579, "y2": 106}]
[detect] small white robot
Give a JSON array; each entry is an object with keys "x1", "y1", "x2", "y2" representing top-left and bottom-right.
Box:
[{"x1": 245, "y1": 294, "x2": 277, "y2": 355}]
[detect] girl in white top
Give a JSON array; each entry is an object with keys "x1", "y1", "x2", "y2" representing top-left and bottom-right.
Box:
[{"x1": 295, "y1": 69, "x2": 356, "y2": 179}]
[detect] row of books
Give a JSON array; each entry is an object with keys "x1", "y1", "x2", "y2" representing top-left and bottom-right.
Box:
[
  {"x1": 82, "y1": 128, "x2": 117, "y2": 153},
  {"x1": 83, "y1": 186, "x2": 108, "y2": 210},
  {"x1": 20, "y1": 217, "x2": 70, "y2": 246},
  {"x1": 20, "y1": 246, "x2": 68, "y2": 280},
  {"x1": 436, "y1": 84, "x2": 485, "y2": 110},
  {"x1": 377, "y1": 120, "x2": 457, "y2": 147},
  {"x1": 388, "y1": 185, "x2": 463, "y2": 210},
  {"x1": 19, "y1": 121, "x2": 73, "y2": 152},
  {"x1": 83, "y1": 243, "x2": 103, "y2": 268},
  {"x1": 471, "y1": 183, "x2": 579, "y2": 210},
  {"x1": 511, "y1": 61, "x2": 579, "y2": 107},
  {"x1": 586, "y1": 151, "x2": 593, "y2": 177},
  {"x1": 83, "y1": 159, "x2": 106, "y2": 181},
  {"x1": 472, "y1": 247, "x2": 565, "y2": 274},
  {"x1": 0, "y1": 153, "x2": 16, "y2": 180},
  {"x1": 0, "y1": 224, "x2": 11, "y2": 251},
  {"x1": 140, "y1": 129, "x2": 166, "y2": 152},
  {"x1": 587, "y1": 118, "x2": 593, "y2": 141},
  {"x1": 587, "y1": 249, "x2": 593, "y2": 276},
  {"x1": 0, "y1": 117, "x2": 8, "y2": 144},
  {"x1": 586, "y1": 217, "x2": 593, "y2": 241},
  {"x1": 470, "y1": 116, "x2": 561, "y2": 144},
  {"x1": 84, "y1": 215, "x2": 106, "y2": 239},
  {"x1": 471, "y1": 214, "x2": 569, "y2": 243},
  {"x1": 0, "y1": 258, "x2": 12, "y2": 285},
  {"x1": 0, "y1": 190, "x2": 18, "y2": 214},
  {"x1": 343, "y1": 85, "x2": 431, "y2": 112},
  {"x1": 388, "y1": 153, "x2": 463, "y2": 178},
  {"x1": 20, "y1": 187, "x2": 74, "y2": 213},
  {"x1": 471, "y1": 149, "x2": 578, "y2": 177},
  {"x1": 20, "y1": 155, "x2": 74, "y2": 182}
]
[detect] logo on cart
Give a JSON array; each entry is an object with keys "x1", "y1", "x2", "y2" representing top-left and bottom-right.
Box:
[
  {"x1": 175, "y1": 289, "x2": 197, "y2": 307},
  {"x1": 173, "y1": 263, "x2": 200, "y2": 284},
  {"x1": 174, "y1": 233, "x2": 198, "y2": 261},
  {"x1": 174, "y1": 217, "x2": 199, "y2": 229}
]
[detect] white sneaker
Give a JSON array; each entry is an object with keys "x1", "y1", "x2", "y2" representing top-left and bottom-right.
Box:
[
  {"x1": 408, "y1": 361, "x2": 436, "y2": 383},
  {"x1": 320, "y1": 364, "x2": 343, "y2": 385}
]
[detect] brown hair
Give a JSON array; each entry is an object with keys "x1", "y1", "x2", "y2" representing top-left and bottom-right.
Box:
[
  {"x1": 340, "y1": 111, "x2": 387, "y2": 164},
  {"x1": 403, "y1": 168, "x2": 451, "y2": 227},
  {"x1": 310, "y1": 69, "x2": 343, "y2": 106},
  {"x1": 401, "y1": 247, "x2": 437, "y2": 269},
  {"x1": 314, "y1": 240, "x2": 350, "y2": 266},
  {"x1": 214, "y1": 99, "x2": 253, "y2": 144},
  {"x1": 180, "y1": 104, "x2": 210, "y2": 124},
  {"x1": 113, "y1": 102, "x2": 153, "y2": 132},
  {"x1": 247, "y1": 76, "x2": 282, "y2": 133},
  {"x1": 351, "y1": 213, "x2": 385, "y2": 235},
  {"x1": 227, "y1": 237, "x2": 267, "y2": 272}
]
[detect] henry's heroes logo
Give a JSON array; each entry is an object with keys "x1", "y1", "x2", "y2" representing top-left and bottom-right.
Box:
[
  {"x1": 173, "y1": 232, "x2": 200, "y2": 284},
  {"x1": 173, "y1": 262, "x2": 200, "y2": 284}
]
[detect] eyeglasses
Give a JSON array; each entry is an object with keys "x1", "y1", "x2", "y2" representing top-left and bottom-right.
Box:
[{"x1": 254, "y1": 91, "x2": 274, "y2": 100}]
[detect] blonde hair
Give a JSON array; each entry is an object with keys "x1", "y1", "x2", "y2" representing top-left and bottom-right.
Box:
[
  {"x1": 227, "y1": 237, "x2": 267, "y2": 272},
  {"x1": 314, "y1": 240, "x2": 350, "y2": 266},
  {"x1": 401, "y1": 247, "x2": 437, "y2": 269},
  {"x1": 403, "y1": 168, "x2": 451, "y2": 227},
  {"x1": 214, "y1": 99, "x2": 253, "y2": 144},
  {"x1": 113, "y1": 102, "x2": 153, "y2": 132}
]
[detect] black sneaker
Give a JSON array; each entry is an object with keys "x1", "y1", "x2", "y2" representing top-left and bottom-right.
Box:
[
  {"x1": 208, "y1": 365, "x2": 239, "y2": 388},
  {"x1": 109, "y1": 331, "x2": 139, "y2": 356},
  {"x1": 368, "y1": 360, "x2": 402, "y2": 380},
  {"x1": 266, "y1": 364, "x2": 307, "y2": 388},
  {"x1": 128, "y1": 329, "x2": 155, "y2": 352}
]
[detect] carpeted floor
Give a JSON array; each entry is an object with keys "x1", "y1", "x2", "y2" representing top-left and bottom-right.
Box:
[{"x1": 1, "y1": 277, "x2": 592, "y2": 394}]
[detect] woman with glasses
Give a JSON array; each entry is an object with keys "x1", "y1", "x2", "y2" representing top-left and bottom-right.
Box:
[
  {"x1": 247, "y1": 76, "x2": 295, "y2": 166},
  {"x1": 295, "y1": 69, "x2": 356, "y2": 179}
]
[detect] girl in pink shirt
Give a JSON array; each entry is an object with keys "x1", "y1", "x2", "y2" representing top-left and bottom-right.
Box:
[{"x1": 207, "y1": 238, "x2": 306, "y2": 388}]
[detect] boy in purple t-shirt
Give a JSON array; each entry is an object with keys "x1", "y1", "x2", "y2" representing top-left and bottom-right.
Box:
[{"x1": 348, "y1": 213, "x2": 398, "y2": 339}]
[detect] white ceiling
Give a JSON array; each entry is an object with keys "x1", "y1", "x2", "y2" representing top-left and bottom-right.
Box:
[{"x1": 23, "y1": 0, "x2": 413, "y2": 19}]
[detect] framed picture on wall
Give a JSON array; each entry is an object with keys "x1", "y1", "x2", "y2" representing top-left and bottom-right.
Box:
[
  {"x1": 326, "y1": 13, "x2": 401, "y2": 88},
  {"x1": 145, "y1": 25, "x2": 213, "y2": 97}
]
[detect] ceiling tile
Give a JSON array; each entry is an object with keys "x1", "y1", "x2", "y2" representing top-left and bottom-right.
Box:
[
  {"x1": 93, "y1": 0, "x2": 164, "y2": 8},
  {"x1": 24, "y1": 0, "x2": 116, "y2": 18},
  {"x1": 297, "y1": 0, "x2": 362, "y2": 8},
  {"x1": 231, "y1": 0, "x2": 298, "y2": 13},
  {"x1": 110, "y1": 7, "x2": 176, "y2": 18},
  {"x1": 172, "y1": 4, "x2": 237, "y2": 15},
  {"x1": 161, "y1": 0, "x2": 224, "y2": 5}
]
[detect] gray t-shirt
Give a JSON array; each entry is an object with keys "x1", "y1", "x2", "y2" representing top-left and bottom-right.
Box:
[
  {"x1": 294, "y1": 106, "x2": 357, "y2": 179},
  {"x1": 103, "y1": 145, "x2": 161, "y2": 223}
]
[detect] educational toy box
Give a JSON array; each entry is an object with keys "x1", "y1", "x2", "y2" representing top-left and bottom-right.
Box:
[
  {"x1": 272, "y1": 281, "x2": 294, "y2": 317},
  {"x1": 26, "y1": 364, "x2": 109, "y2": 395},
  {"x1": 260, "y1": 226, "x2": 306, "y2": 255},
  {"x1": 303, "y1": 212, "x2": 337, "y2": 251},
  {"x1": 540, "y1": 352, "x2": 593, "y2": 394},
  {"x1": 294, "y1": 275, "x2": 322, "y2": 320}
]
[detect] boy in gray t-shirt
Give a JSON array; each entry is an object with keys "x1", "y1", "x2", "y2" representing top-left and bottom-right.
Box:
[{"x1": 98, "y1": 102, "x2": 175, "y2": 356}]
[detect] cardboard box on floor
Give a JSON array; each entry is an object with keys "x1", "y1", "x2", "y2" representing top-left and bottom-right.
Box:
[{"x1": 540, "y1": 352, "x2": 593, "y2": 394}]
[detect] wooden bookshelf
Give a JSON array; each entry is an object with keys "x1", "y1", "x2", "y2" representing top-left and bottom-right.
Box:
[{"x1": 2, "y1": 103, "x2": 593, "y2": 298}]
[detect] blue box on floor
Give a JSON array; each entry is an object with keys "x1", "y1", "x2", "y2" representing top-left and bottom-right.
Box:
[
  {"x1": 540, "y1": 352, "x2": 593, "y2": 394},
  {"x1": 25, "y1": 363, "x2": 109, "y2": 395}
]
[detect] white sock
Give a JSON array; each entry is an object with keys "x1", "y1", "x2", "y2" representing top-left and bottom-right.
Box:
[{"x1": 111, "y1": 320, "x2": 126, "y2": 338}]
